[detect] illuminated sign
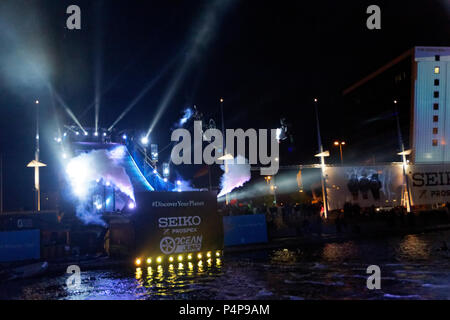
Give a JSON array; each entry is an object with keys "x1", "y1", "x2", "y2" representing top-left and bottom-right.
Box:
[{"x1": 132, "y1": 191, "x2": 223, "y2": 259}]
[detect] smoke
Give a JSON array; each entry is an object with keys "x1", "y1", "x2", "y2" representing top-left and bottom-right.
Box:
[
  {"x1": 0, "y1": 1, "x2": 53, "y2": 91},
  {"x1": 65, "y1": 146, "x2": 135, "y2": 225},
  {"x1": 217, "y1": 155, "x2": 251, "y2": 198}
]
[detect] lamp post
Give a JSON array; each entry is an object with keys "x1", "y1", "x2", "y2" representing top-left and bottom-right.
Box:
[
  {"x1": 27, "y1": 100, "x2": 46, "y2": 212},
  {"x1": 394, "y1": 99, "x2": 412, "y2": 213},
  {"x1": 333, "y1": 141, "x2": 346, "y2": 165},
  {"x1": 220, "y1": 97, "x2": 230, "y2": 205},
  {"x1": 313, "y1": 98, "x2": 329, "y2": 219}
]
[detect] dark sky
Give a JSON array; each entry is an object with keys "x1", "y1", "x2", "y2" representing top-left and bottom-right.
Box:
[{"x1": 0, "y1": 0, "x2": 449, "y2": 210}]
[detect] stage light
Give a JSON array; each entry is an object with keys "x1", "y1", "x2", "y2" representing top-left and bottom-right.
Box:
[
  {"x1": 122, "y1": 134, "x2": 127, "y2": 140},
  {"x1": 153, "y1": 169, "x2": 157, "y2": 174},
  {"x1": 75, "y1": 131, "x2": 80, "y2": 136},
  {"x1": 163, "y1": 178, "x2": 168, "y2": 182},
  {"x1": 63, "y1": 132, "x2": 67, "y2": 137},
  {"x1": 187, "y1": 254, "x2": 192, "y2": 260},
  {"x1": 207, "y1": 251, "x2": 211, "y2": 258},
  {"x1": 62, "y1": 153, "x2": 67, "y2": 159},
  {"x1": 216, "y1": 251, "x2": 220, "y2": 257},
  {"x1": 128, "y1": 202, "x2": 136, "y2": 210},
  {"x1": 146, "y1": 258, "x2": 152, "y2": 264},
  {"x1": 151, "y1": 144, "x2": 159, "y2": 161},
  {"x1": 156, "y1": 256, "x2": 162, "y2": 264},
  {"x1": 176, "y1": 180, "x2": 181, "y2": 186},
  {"x1": 35, "y1": 100, "x2": 39, "y2": 104},
  {"x1": 169, "y1": 256, "x2": 174, "y2": 262},
  {"x1": 94, "y1": 132, "x2": 98, "y2": 137},
  {"x1": 135, "y1": 258, "x2": 142, "y2": 266},
  {"x1": 84, "y1": 131, "x2": 88, "y2": 136},
  {"x1": 96, "y1": 179, "x2": 100, "y2": 183},
  {"x1": 135, "y1": 267, "x2": 142, "y2": 279},
  {"x1": 103, "y1": 132, "x2": 107, "y2": 137},
  {"x1": 106, "y1": 181, "x2": 111, "y2": 187},
  {"x1": 163, "y1": 162, "x2": 170, "y2": 178},
  {"x1": 141, "y1": 136, "x2": 149, "y2": 145},
  {"x1": 178, "y1": 255, "x2": 183, "y2": 262},
  {"x1": 197, "y1": 253, "x2": 202, "y2": 259}
]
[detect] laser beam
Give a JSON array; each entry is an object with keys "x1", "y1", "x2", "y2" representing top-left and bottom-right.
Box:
[{"x1": 144, "y1": 0, "x2": 235, "y2": 139}]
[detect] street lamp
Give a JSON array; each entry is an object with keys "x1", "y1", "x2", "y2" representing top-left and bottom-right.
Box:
[
  {"x1": 28, "y1": 99, "x2": 46, "y2": 212},
  {"x1": 313, "y1": 98, "x2": 329, "y2": 219},
  {"x1": 333, "y1": 141, "x2": 346, "y2": 165},
  {"x1": 394, "y1": 99, "x2": 412, "y2": 212}
]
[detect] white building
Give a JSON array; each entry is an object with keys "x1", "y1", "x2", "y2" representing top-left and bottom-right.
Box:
[{"x1": 412, "y1": 46, "x2": 450, "y2": 163}]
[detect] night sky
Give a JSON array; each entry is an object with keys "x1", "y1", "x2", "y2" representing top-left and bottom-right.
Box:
[{"x1": 0, "y1": 0, "x2": 449, "y2": 210}]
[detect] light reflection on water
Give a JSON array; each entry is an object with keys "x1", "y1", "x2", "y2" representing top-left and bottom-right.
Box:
[{"x1": 1, "y1": 231, "x2": 450, "y2": 300}]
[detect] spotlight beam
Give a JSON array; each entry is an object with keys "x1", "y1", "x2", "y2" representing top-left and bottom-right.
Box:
[
  {"x1": 52, "y1": 89, "x2": 87, "y2": 134},
  {"x1": 94, "y1": 0, "x2": 104, "y2": 134},
  {"x1": 76, "y1": 43, "x2": 162, "y2": 124},
  {"x1": 48, "y1": 86, "x2": 63, "y2": 141}
]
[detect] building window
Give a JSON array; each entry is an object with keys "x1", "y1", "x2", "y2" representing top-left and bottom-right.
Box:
[
  {"x1": 434, "y1": 103, "x2": 439, "y2": 110},
  {"x1": 434, "y1": 91, "x2": 439, "y2": 98},
  {"x1": 433, "y1": 128, "x2": 438, "y2": 134},
  {"x1": 434, "y1": 67, "x2": 440, "y2": 74},
  {"x1": 435, "y1": 79, "x2": 440, "y2": 86},
  {"x1": 433, "y1": 115, "x2": 439, "y2": 122},
  {"x1": 433, "y1": 139, "x2": 438, "y2": 146}
]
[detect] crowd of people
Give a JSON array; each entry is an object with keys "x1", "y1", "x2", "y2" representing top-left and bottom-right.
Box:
[{"x1": 219, "y1": 200, "x2": 450, "y2": 238}]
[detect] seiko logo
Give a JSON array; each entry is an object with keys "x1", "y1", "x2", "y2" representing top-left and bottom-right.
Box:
[{"x1": 158, "y1": 216, "x2": 202, "y2": 228}]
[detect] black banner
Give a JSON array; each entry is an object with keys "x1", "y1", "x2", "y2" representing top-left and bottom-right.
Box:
[{"x1": 132, "y1": 191, "x2": 223, "y2": 260}]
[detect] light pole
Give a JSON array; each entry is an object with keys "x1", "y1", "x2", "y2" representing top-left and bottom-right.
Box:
[
  {"x1": 313, "y1": 98, "x2": 329, "y2": 219},
  {"x1": 394, "y1": 99, "x2": 412, "y2": 212},
  {"x1": 333, "y1": 141, "x2": 346, "y2": 165},
  {"x1": 27, "y1": 100, "x2": 46, "y2": 212},
  {"x1": 220, "y1": 97, "x2": 230, "y2": 205}
]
